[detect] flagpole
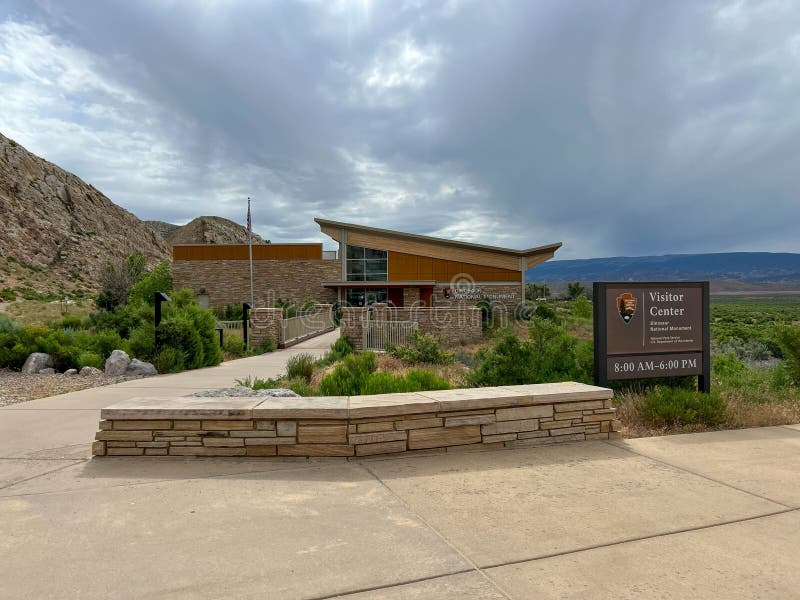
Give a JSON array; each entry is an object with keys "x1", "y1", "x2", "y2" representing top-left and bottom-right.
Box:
[{"x1": 248, "y1": 197, "x2": 254, "y2": 310}]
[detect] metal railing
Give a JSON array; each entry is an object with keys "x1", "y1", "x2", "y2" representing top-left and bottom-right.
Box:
[
  {"x1": 218, "y1": 320, "x2": 248, "y2": 338},
  {"x1": 363, "y1": 320, "x2": 418, "y2": 351},
  {"x1": 281, "y1": 312, "x2": 331, "y2": 345}
]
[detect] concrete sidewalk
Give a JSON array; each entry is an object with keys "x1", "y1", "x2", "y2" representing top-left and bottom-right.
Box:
[
  {"x1": 0, "y1": 329, "x2": 340, "y2": 460},
  {"x1": 2, "y1": 337, "x2": 799, "y2": 597}
]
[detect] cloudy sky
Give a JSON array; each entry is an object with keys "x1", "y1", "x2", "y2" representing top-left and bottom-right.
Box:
[{"x1": 1, "y1": 0, "x2": 798, "y2": 258}]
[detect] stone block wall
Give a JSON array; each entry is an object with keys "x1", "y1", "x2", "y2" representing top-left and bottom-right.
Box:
[
  {"x1": 430, "y1": 283, "x2": 522, "y2": 319},
  {"x1": 250, "y1": 304, "x2": 335, "y2": 348},
  {"x1": 172, "y1": 259, "x2": 340, "y2": 309},
  {"x1": 92, "y1": 383, "x2": 621, "y2": 458},
  {"x1": 340, "y1": 305, "x2": 482, "y2": 350}
]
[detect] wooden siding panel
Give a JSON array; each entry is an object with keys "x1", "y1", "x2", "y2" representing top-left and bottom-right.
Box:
[
  {"x1": 173, "y1": 244, "x2": 322, "y2": 261},
  {"x1": 388, "y1": 251, "x2": 519, "y2": 283},
  {"x1": 347, "y1": 231, "x2": 521, "y2": 271}
]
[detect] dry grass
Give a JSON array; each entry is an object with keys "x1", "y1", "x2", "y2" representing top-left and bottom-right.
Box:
[
  {"x1": 375, "y1": 353, "x2": 470, "y2": 387},
  {"x1": 614, "y1": 381, "x2": 800, "y2": 439},
  {"x1": 5, "y1": 299, "x2": 94, "y2": 326}
]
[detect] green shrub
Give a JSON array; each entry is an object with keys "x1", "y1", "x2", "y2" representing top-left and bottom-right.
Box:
[
  {"x1": 403, "y1": 369, "x2": 451, "y2": 391},
  {"x1": 712, "y1": 352, "x2": 747, "y2": 379},
  {"x1": 153, "y1": 347, "x2": 184, "y2": 373},
  {"x1": 776, "y1": 326, "x2": 800, "y2": 385},
  {"x1": 570, "y1": 296, "x2": 593, "y2": 319},
  {"x1": 213, "y1": 304, "x2": 244, "y2": 321},
  {"x1": 639, "y1": 387, "x2": 727, "y2": 427},
  {"x1": 78, "y1": 351, "x2": 104, "y2": 370},
  {"x1": 533, "y1": 303, "x2": 558, "y2": 322},
  {"x1": 0, "y1": 288, "x2": 16, "y2": 301},
  {"x1": 285, "y1": 376, "x2": 315, "y2": 397},
  {"x1": 250, "y1": 335, "x2": 276, "y2": 354},
  {"x1": 57, "y1": 314, "x2": 86, "y2": 330},
  {"x1": 89, "y1": 330, "x2": 125, "y2": 359},
  {"x1": 468, "y1": 330, "x2": 537, "y2": 386},
  {"x1": 223, "y1": 332, "x2": 246, "y2": 357},
  {"x1": 0, "y1": 314, "x2": 17, "y2": 333},
  {"x1": 318, "y1": 336, "x2": 353, "y2": 366},
  {"x1": 158, "y1": 317, "x2": 204, "y2": 369},
  {"x1": 0, "y1": 332, "x2": 29, "y2": 369},
  {"x1": 468, "y1": 322, "x2": 592, "y2": 387},
  {"x1": 318, "y1": 352, "x2": 378, "y2": 396},
  {"x1": 388, "y1": 330, "x2": 454, "y2": 365},
  {"x1": 128, "y1": 322, "x2": 156, "y2": 361},
  {"x1": 236, "y1": 375, "x2": 281, "y2": 390},
  {"x1": 128, "y1": 261, "x2": 173, "y2": 305},
  {"x1": 286, "y1": 353, "x2": 315, "y2": 382}
]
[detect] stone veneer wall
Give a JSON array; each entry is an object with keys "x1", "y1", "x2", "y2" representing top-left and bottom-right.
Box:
[
  {"x1": 92, "y1": 382, "x2": 620, "y2": 458},
  {"x1": 430, "y1": 283, "x2": 522, "y2": 317},
  {"x1": 172, "y1": 259, "x2": 340, "y2": 309},
  {"x1": 249, "y1": 304, "x2": 334, "y2": 348},
  {"x1": 340, "y1": 305, "x2": 482, "y2": 350}
]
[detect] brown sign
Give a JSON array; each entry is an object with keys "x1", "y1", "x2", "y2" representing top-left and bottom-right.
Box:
[
  {"x1": 593, "y1": 282, "x2": 710, "y2": 391},
  {"x1": 605, "y1": 286, "x2": 703, "y2": 355},
  {"x1": 606, "y1": 352, "x2": 703, "y2": 380}
]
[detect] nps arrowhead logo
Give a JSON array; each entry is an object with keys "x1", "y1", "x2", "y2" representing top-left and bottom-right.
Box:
[{"x1": 616, "y1": 292, "x2": 637, "y2": 323}]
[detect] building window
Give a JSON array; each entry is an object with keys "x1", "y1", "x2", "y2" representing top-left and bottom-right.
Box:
[
  {"x1": 346, "y1": 245, "x2": 387, "y2": 282},
  {"x1": 346, "y1": 288, "x2": 388, "y2": 307}
]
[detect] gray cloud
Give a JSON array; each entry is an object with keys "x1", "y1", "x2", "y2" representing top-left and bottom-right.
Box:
[{"x1": 0, "y1": 0, "x2": 798, "y2": 258}]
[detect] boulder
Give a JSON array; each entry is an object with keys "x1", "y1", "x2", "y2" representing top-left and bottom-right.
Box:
[
  {"x1": 125, "y1": 359, "x2": 157, "y2": 377},
  {"x1": 80, "y1": 366, "x2": 102, "y2": 377},
  {"x1": 104, "y1": 349, "x2": 131, "y2": 376},
  {"x1": 64, "y1": 368, "x2": 78, "y2": 376},
  {"x1": 39, "y1": 368, "x2": 56, "y2": 375},
  {"x1": 21, "y1": 352, "x2": 53, "y2": 374}
]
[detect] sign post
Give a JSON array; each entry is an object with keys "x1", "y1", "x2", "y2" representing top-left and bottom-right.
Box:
[{"x1": 593, "y1": 282, "x2": 710, "y2": 392}]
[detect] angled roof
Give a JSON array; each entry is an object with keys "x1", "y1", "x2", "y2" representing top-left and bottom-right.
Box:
[{"x1": 315, "y1": 218, "x2": 562, "y2": 259}]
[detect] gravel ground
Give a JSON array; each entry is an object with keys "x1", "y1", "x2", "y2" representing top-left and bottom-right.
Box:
[
  {"x1": 0, "y1": 369, "x2": 140, "y2": 407},
  {"x1": 189, "y1": 387, "x2": 299, "y2": 398}
]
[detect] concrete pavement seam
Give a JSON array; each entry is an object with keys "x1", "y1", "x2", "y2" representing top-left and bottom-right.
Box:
[
  {"x1": 357, "y1": 461, "x2": 515, "y2": 600},
  {"x1": 0, "y1": 459, "x2": 353, "y2": 498},
  {"x1": 302, "y1": 568, "x2": 476, "y2": 600},
  {"x1": 478, "y1": 506, "x2": 799, "y2": 571},
  {"x1": 779, "y1": 425, "x2": 800, "y2": 433},
  {"x1": 602, "y1": 439, "x2": 796, "y2": 509},
  {"x1": 0, "y1": 459, "x2": 87, "y2": 491}
]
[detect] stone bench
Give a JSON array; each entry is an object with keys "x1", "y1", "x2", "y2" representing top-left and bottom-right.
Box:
[{"x1": 92, "y1": 382, "x2": 620, "y2": 458}]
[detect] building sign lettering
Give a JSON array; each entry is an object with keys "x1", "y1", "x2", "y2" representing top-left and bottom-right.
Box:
[{"x1": 593, "y1": 282, "x2": 710, "y2": 391}]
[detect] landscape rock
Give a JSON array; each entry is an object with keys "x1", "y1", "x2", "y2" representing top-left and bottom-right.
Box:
[
  {"x1": 64, "y1": 368, "x2": 78, "y2": 376},
  {"x1": 190, "y1": 387, "x2": 300, "y2": 398},
  {"x1": 125, "y1": 359, "x2": 157, "y2": 377},
  {"x1": 21, "y1": 353, "x2": 54, "y2": 374},
  {"x1": 38, "y1": 368, "x2": 56, "y2": 375},
  {"x1": 80, "y1": 366, "x2": 103, "y2": 377},
  {"x1": 105, "y1": 349, "x2": 131, "y2": 376}
]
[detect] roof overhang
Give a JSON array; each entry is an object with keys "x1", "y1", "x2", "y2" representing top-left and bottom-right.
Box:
[
  {"x1": 322, "y1": 281, "x2": 436, "y2": 288},
  {"x1": 315, "y1": 218, "x2": 562, "y2": 258}
]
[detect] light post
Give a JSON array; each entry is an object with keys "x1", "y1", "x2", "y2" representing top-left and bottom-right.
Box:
[
  {"x1": 154, "y1": 291, "x2": 171, "y2": 353},
  {"x1": 242, "y1": 302, "x2": 252, "y2": 350}
]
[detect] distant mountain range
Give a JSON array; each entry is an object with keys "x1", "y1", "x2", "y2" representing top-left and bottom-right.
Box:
[{"x1": 527, "y1": 253, "x2": 800, "y2": 285}]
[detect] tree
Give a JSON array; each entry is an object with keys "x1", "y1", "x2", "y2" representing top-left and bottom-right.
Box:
[
  {"x1": 525, "y1": 283, "x2": 550, "y2": 301},
  {"x1": 96, "y1": 251, "x2": 147, "y2": 311},
  {"x1": 566, "y1": 281, "x2": 586, "y2": 300}
]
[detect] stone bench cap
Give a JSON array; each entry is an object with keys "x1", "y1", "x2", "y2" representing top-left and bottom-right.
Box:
[{"x1": 100, "y1": 382, "x2": 612, "y2": 421}]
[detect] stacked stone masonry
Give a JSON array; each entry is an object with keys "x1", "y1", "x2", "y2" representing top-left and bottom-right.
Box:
[
  {"x1": 93, "y1": 382, "x2": 621, "y2": 458},
  {"x1": 172, "y1": 259, "x2": 340, "y2": 309},
  {"x1": 341, "y1": 305, "x2": 482, "y2": 350}
]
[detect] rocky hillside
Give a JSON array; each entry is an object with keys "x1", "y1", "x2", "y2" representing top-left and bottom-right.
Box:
[
  {"x1": 144, "y1": 220, "x2": 180, "y2": 241},
  {"x1": 0, "y1": 133, "x2": 170, "y2": 297},
  {"x1": 156, "y1": 216, "x2": 266, "y2": 245}
]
